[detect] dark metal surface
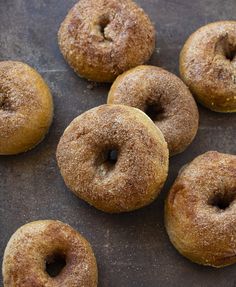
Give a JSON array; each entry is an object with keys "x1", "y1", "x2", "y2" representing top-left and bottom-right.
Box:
[{"x1": 0, "y1": 0, "x2": 236, "y2": 286}]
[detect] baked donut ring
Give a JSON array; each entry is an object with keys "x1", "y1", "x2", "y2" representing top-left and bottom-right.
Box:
[
  {"x1": 165, "y1": 151, "x2": 236, "y2": 268},
  {"x1": 3, "y1": 220, "x2": 98, "y2": 286},
  {"x1": 0, "y1": 61, "x2": 53, "y2": 155},
  {"x1": 180, "y1": 21, "x2": 236, "y2": 112},
  {"x1": 58, "y1": 0, "x2": 155, "y2": 82},
  {"x1": 57, "y1": 104, "x2": 169, "y2": 213},
  {"x1": 108, "y1": 66, "x2": 199, "y2": 156}
]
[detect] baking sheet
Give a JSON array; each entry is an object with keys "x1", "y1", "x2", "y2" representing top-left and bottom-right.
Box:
[{"x1": 0, "y1": 0, "x2": 236, "y2": 286}]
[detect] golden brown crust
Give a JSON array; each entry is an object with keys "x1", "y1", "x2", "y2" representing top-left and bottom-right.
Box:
[
  {"x1": 58, "y1": 0, "x2": 155, "y2": 82},
  {"x1": 180, "y1": 21, "x2": 236, "y2": 113},
  {"x1": 108, "y1": 65, "x2": 199, "y2": 156},
  {"x1": 56, "y1": 104, "x2": 169, "y2": 213},
  {"x1": 2, "y1": 220, "x2": 98, "y2": 287},
  {"x1": 165, "y1": 151, "x2": 236, "y2": 267},
  {"x1": 0, "y1": 61, "x2": 53, "y2": 155}
]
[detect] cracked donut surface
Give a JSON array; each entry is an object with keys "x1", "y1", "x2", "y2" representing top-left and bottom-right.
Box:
[
  {"x1": 58, "y1": 0, "x2": 155, "y2": 82},
  {"x1": 165, "y1": 151, "x2": 236, "y2": 267}
]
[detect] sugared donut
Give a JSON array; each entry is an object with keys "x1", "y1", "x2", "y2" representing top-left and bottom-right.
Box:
[
  {"x1": 108, "y1": 66, "x2": 199, "y2": 156},
  {"x1": 0, "y1": 61, "x2": 53, "y2": 155},
  {"x1": 2, "y1": 220, "x2": 98, "y2": 286},
  {"x1": 56, "y1": 104, "x2": 169, "y2": 213},
  {"x1": 180, "y1": 21, "x2": 236, "y2": 112},
  {"x1": 58, "y1": 0, "x2": 155, "y2": 82},
  {"x1": 165, "y1": 151, "x2": 236, "y2": 267}
]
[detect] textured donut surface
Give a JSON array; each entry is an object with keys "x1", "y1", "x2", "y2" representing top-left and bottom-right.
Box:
[
  {"x1": 2, "y1": 220, "x2": 98, "y2": 287},
  {"x1": 58, "y1": 0, "x2": 155, "y2": 82},
  {"x1": 180, "y1": 21, "x2": 236, "y2": 112},
  {"x1": 165, "y1": 151, "x2": 236, "y2": 267},
  {"x1": 0, "y1": 61, "x2": 53, "y2": 155},
  {"x1": 108, "y1": 66, "x2": 199, "y2": 156},
  {"x1": 57, "y1": 104, "x2": 169, "y2": 213}
]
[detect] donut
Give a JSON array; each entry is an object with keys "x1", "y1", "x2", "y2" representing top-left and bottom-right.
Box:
[
  {"x1": 58, "y1": 0, "x2": 155, "y2": 82},
  {"x1": 0, "y1": 61, "x2": 53, "y2": 155},
  {"x1": 56, "y1": 104, "x2": 169, "y2": 213},
  {"x1": 165, "y1": 151, "x2": 236, "y2": 268},
  {"x1": 108, "y1": 66, "x2": 199, "y2": 156},
  {"x1": 2, "y1": 220, "x2": 98, "y2": 286},
  {"x1": 179, "y1": 21, "x2": 236, "y2": 113}
]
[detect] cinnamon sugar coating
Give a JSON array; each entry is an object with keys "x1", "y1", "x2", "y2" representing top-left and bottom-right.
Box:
[
  {"x1": 56, "y1": 105, "x2": 169, "y2": 213},
  {"x1": 165, "y1": 151, "x2": 236, "y2": 267},
  {"x1": 2, "y1": 220, "x2": 98, "y2": 287},
  {"x1": 58, "y1": 0, "x2": 155, "y2": 82},
  {"x1": 0, "y1": 61, "x2": 53, "y2": 155},
  {"x1": 180, "y1": 21, "x2": 236, "y2": 113},
  {"x1": 108, "y1": 66, "x2": 199, "y2": 156}
]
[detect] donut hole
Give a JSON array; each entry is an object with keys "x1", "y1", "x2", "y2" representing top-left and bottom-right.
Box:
[
  {"x1": 145, "y1": 103, "x2": 165, "y2": 121},
  {"x1": 107, "y1": 149, "x2": 118, "y2": 163},
  {"x1": 46, "y1": 252, "x2": 67, "y2": 278},
  {"x1": 208, "y1": 193, "x2": 235, "y2": 211},
  {"x1": 102, "y1": 149, "x2": 118, "y2": 166},
  {"x1": 225, "y1": 48, "x2": 236, "y2": 61},
  {"x1": 0, "y1": 93, "x2": 13, "y2": 112},
  {"x1": 216, "y1": 36, "x2": 236, "y2": 62},
  {"x1": 98, "y1": 15, "x2": 112, "y2": 41},
  {"x1": 96, "y1": 147, "x2": 119, "y2": 175}
]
